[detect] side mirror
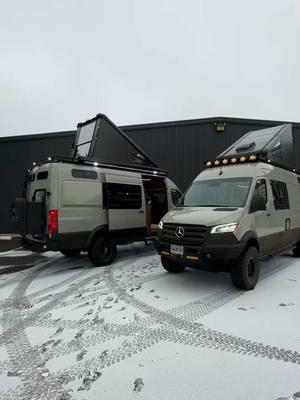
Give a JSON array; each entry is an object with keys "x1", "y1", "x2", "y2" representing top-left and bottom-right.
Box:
[{"x1": 250, "y1": 196, "x2": 266, "y2": 213}]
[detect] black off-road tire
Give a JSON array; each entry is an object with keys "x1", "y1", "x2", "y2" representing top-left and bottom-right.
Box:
[
  {"x1": 292, "y1": 245, "x2": 300, "y2": 257},
  {"x1": 60, "y1": 249, "x2": 81, "y2": 257},
  {"x1": 161, "y1": 256, "x2": 186, "y2": 273},
  {"x1": 88, "y1": 237, "x2": 117, "y2": 266},
  {"x1": 230, "y1": 246, "x2": 260, "y2": 290}
]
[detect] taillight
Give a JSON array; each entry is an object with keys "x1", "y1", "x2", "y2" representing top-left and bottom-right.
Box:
[{"x1": 48, "y1": 209, "x2": 58, "y2": 235}]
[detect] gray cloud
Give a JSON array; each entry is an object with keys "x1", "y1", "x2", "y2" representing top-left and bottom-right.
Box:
[{"x1": 0, "y1": 0, "x2": 299, "y2": 136}]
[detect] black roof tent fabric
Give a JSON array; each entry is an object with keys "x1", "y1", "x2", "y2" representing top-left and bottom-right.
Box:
[
  {"x1": 217, "y1": 124, "x2": 295, "y2": 171},
  {"x1": 73, "y1": 114, "x2": 162, "y2": 172}
]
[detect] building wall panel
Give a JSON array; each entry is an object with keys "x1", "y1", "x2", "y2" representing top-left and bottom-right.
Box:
[{"x1": 0, "y1": 118, "x2": 299, "y2": 233}]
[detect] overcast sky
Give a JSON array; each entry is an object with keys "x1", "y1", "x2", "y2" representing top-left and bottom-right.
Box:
[{"x1": 0, "y1": 0, "x2": 299, "y2": 137}]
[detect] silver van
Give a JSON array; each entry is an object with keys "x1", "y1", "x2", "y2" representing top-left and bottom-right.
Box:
[
  {"x1": 11, "y1": 113, "x2": 181, "y2": 266},
  {"x1": 157, "y1": 124, "x2": 300, "y2": 290},
  {"x1": 13, "y1": 161, "x2": 180, "y2": 266}
]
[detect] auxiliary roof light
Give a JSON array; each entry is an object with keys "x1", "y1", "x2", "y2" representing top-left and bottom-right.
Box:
[
  {"x1": 240, "y1": 156, "x2": 246, "y2": 162},
  {"x1": 48, "y1": 157, "x2": 52, "y2": 161},
  {"x1": 93, "y1": 162, "x2": 98, "y2": 166},
  {"x1": 231, "y1": 158, "x2": 237, "y2": 164},
  {"x1": 206, "y1": 161, "x2": 212, "y2": 167},
  {"x1": 249, "y1": 154, "x2": 257, "y2": 161},
  {"x1": 214, "y1": 160, "x2": 220, "y2": 166},
  {"x1": 33, "y1": 162, "x2": 36, "y2": 166},
  {"x1": 154, "y1": 170, "x2": 158, "y2": 175},
  {"x1": 222, "y1": 159, "x2": 228, "y2": 165}
]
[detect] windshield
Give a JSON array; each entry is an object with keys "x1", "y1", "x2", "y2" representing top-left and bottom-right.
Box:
[
  {"x1": 179, "y1": 177, "x2": 252, "y2": 207},
  {"x1": 76, "y1": 121, "x2": 96, "y2": 157}
]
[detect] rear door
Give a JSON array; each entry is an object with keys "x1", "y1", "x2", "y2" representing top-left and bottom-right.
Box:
[
  {"x1": 103, "y1": 172, "x2": 145, "y2": 231},
  {"x1": 27, "y1": 189, "x2": 47, "y2": 237},
  {"x1": 22, "y1": 167, "x2": 50, "y2": 237}
]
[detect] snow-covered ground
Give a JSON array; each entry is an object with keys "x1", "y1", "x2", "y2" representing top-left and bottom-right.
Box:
[{"x1": 0, "y1": 243, "x2": 300, "y2": 400}]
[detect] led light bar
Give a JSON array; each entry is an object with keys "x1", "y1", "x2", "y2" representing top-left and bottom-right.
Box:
[{"x1": 204, "y1": 154, "x2": 261, "y2": 168}]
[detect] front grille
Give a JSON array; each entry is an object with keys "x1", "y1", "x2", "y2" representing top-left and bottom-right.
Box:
[{"x1": 162, "y1": 223, "x2": 209, "y2": 245}]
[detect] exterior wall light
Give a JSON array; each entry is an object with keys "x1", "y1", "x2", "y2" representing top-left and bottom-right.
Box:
[
  {"x1": 240, "y1": 156, "x2": 246, "y2": 162},
  {"x1": 214, "y1": 122, "x2": 226, "y2": 132},
  {"x1": 214, "y1": 160, "x2": 220, "y2": 166},
  {"x1": 222, "y1": 159, "x2": 228, "y2": 165},
  {"x1": 206, "y1": 161, "x2": 212, "y2": 167},
  {"x1": 231, "y1": 158, "x2": 237, "y2": 163},
  {"x1": 249, "y1": 155, "x2": 257, "y2": 161}
]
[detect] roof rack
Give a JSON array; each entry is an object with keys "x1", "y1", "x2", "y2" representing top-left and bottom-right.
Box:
[{"x1": 30, "y1": 155, "x2": 167, "y2": 177}]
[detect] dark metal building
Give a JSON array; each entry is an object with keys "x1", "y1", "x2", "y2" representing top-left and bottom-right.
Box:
[{"x1": 1, "y1": 116, "x2": 299, "y2": 233}]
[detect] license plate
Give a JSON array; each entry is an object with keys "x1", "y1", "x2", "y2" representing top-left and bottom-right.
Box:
[{"x1": 170, "y1": 244, "x2": 184, "y2": 255}]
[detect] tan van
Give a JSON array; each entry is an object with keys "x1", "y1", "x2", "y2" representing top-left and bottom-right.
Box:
[
  {"x1": 157, "y1": 124, "x2": 300, "y2": 290},
  {"x1": 12, "y1": 114, "x2": 181, "y2": 266}
]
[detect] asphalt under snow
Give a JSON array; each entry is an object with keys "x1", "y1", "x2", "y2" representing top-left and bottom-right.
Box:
[{"x1": 0, "y1": 243, "x2": 299, "y2": 400}]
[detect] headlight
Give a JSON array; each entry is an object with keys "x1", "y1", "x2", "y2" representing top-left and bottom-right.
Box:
[
  {"x1": 158, "y1": 220, "x2": 164, "y2": 230},
  {"x1": 210, "y1": 223, "x2": 238, "y2": 234}
]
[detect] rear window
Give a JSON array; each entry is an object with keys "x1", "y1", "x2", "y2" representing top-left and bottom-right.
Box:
[
  {"x1": 72, "y1": 169, "x2": 97, "y2": 179},
  {"x1": 37, "y1": 171, "x2": 48, "y2": 180},
  {"x1": 33, "y1": 189, "x2": 46, "y2": 202}
]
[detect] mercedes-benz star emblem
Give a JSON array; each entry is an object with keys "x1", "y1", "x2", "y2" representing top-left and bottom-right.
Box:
[{"x1": 175, "y1": 226, "x2": 185, "y2": 238}]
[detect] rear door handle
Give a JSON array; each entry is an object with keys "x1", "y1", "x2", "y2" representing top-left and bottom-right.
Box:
[
  {"x1": 266, "y1": 213, "x2": 271, "y2": 216},
  {"x1": 139, "y1": 210, "x2": 144, "y2": 214}
]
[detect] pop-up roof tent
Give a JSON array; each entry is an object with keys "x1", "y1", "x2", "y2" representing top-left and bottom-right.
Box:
[
  {"x1": 72, "y1": 114, "x2": 167, "y2": 176},
  {"x1": 216, "y1": 123, "x2": 296, "y2": 172}
]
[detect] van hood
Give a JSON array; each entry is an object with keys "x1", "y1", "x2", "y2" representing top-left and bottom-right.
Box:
[{"x1": 163, "y1": 207, "x2": 244, "y2": 227}]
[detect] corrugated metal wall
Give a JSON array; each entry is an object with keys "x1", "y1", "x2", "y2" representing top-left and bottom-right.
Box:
[
  {"x1": 0, "y1": 118, "x2": 299, "y2": 233},
  {"x1": 124, "y1": 120, "x2": 300, "y2": 190},
  {"x1": 0, "y1": 133, "x2": 74, "y2": 233}
]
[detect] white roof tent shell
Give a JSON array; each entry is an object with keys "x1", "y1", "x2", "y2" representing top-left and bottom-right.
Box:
[
  {"x1": 216, "y1": 124, "x2": 296, "y2": 172},
  {"x1": 73, "y1": 113, "x2": 167, "y2": 176}
]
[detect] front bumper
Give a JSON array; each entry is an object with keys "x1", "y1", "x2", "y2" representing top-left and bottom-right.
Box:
[{"x1": 157, "y1": 230, "x2": 244, "y2": 266}]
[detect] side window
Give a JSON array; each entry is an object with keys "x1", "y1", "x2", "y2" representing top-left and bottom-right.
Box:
[
  {"x1": 103, "y1": 183, "x2": 142, "y2": 209},
  {"x1": 171, "y1": 189, "x2": 182, "y2": 205},
  {"x1": 72, "y1": 169, "x2": 97, "y2": 179},
  {"x1": 270, "y1": 180, "x2": 290, "y2": 210},
  {"x1": 253, "y1": 179, "x2": 267, "y2": 204},
  {"x1": 33, "y1": 189, "x2": 46, "y2": 203},
  {"x1": 37, "y1": 171, "x2": 48, "y2": 180}
]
